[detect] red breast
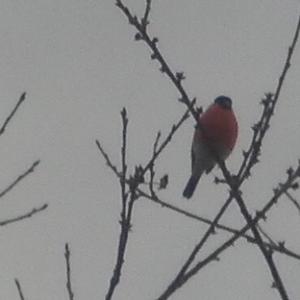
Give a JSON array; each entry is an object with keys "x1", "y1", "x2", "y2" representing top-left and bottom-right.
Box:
[{"x1": 198, "y1": 103, "x2": 238, "y2": 152}]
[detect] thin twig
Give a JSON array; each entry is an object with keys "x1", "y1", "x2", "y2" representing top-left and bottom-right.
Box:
[
  {"x1": 65, "y1": 243, "x2": 74, "y2": 300},
  {"x1": 149, "y1": 131, "x2": 161, "y2": 195},
  {"x1": 142, "y1": 108, "x2": 190, "y2": 177},
  {"x1": 257, "y1": 224, "x2": 277, "y2": 247},
  {"x1": 237, "y1": 93, "x2": 272, "y2": 180},
  {"x1": 239, "y1": 15, "x2": 300, "y2": 181},
  {"x1": 105, "y1": 109, "x2": 132, "y2": 300},
  {"x1": 153, "y1": 131, "x2": 161, "y2": 154},
  {"x1": 115, "y1": 0, "x2": 199, "y2": 121},
  {"x1": 178, "y1": 196, "x2": 233, "y2": 281},
  {"x1": 0, "y1": 160, "x2": 40, "y2": 199},
  {"x1": 141, "y1": 0, "x2": 152, "y2": 30},
  {"x1": 15, "y1": 278, "x2": 25, "y2": 300},
  {"x1": 97, "y1": 109, "x2": 190, "y2": 300},
  {"x1": 96, "y1": 108, "x2": 189, "y2": 185},
  {"x1": 0, "y1": 204, "x2": 48, "y2": 227},
  {"x1": 99, "y1": 110, "x2": 190, "y2": 299},
  {"x1": 138, "y1": 189, "x2": 300, "y2": 260},
  {"x1": 219, "y1": 22, "x2": 300, "y2": 283},
  {"x1": 120, "y1": 108, "x2": 128, "y2": 220},
  {"x1": 95, "y1": 140, "x2": 120, "y2": 177},
  {"x1": 184, "y1": 165, "x2": 300, "y2": 279},
  {"x1": 209, "y1": 16, "x2": 300, "y2": 299},
  {"x1": 205, "y1": 160, "x2": 290, "y2": 300},
  {"x1": 0, "y1": 92, "x2": 26, "y2": 136},
  {"x1": 285, "y1": 191, "x2": 300, "y2": 214},
  {"x1": 157, "y1": 163, "x2": 300, "y2": 299}
]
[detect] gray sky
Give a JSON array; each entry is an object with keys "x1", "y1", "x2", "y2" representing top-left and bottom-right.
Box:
[{"x1": 0, "y1": 0, "x2": 300, "y2": 299}]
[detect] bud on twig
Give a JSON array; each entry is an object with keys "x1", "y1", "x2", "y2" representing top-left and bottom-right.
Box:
[
  {"x1": 176, "y1": 72, "x2": 185, "y2": 82},
  {"x1": 135, "y1": 32, "x2": 142, "y2": 41}
]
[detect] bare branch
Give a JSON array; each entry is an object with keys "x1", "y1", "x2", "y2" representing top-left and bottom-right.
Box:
[
  {"x1": 237, "y1": 93, "x2": 273, "y2": 180},
  {"x1": 239, "y1": 15, "x2": 300, "y2": 181},
  {"x1": 149, "y1": 131, "x2": 161, "y2": 195},
  {"x1": 138, "y1": 189, "x2": 300, "y2": 260},
  {"x1": 65, "y1": 243, "x2": 74, "y2": 300},
  {"x1": 157, "y1": 162, "x2": 300, "y2": 299},
  {"x1": 142, "y1": 108, "x2": 190, "y2": 176},
  {"x1": 105, "y1": 193, "x2": 135, "y2": 300},
  {"x1": 0, "y1": 92, "x2": 26, "y2": 137},
  {"x1": 221, "y1": 16, "x2": 300, "y2": 283},
  {"x1": 179, "y1": 196, "x2": 233, "y2": 281},
  {"x1": 97, "y1": 105, "x2": 189, "y2": 187},
  {"x1": 15, "y1": 279, "x2": 25, "y2": 300},
  {"x1": 200, "y1": 15, "x2": 300, "y2": 300},
  {"x1": 105, "y1": 109, "x2": 135, "y2": 300},
  {"x1": 120, "y1": 108, "x2": 128, "y2": 220},
  {"x1": 141, "y1": 0, "x2": 152, "y2": 30},
  {"x1": 95, "y1": 140, "x2": 120, "y2": 177},
  {"x1": 0, "y1": 204, "x2": 48, "y2": 227},
  {"x1": 99, "y1": 110, "x2": 190, "y2": 300},
  {"x1": 0, "y1": 160, "x2": 40, "y2": 199},
  {"x1": 285, "y1": 191, "x2": 300, "y2": 214},
  {"x1": 153, "y1": 131, "x2": 161, "y2": 156},
  {"x1": 115, "y1": 0, "x2": 199, "y2": 120},
  {"x1": 257, "y1": 224, "x2": 277, "y2": 247},
  {"x1": 225, "y1": 178, "x2": 289, "y2": 299}
]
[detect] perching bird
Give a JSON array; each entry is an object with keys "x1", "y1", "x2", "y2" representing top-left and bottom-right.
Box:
[{"x1": 183, "y1": 96, "x2": 238, "y2": 199}]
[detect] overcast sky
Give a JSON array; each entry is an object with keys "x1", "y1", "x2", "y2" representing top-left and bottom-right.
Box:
[{"x1": 0, "y1": 0, "x2": 299, "y2": 299}]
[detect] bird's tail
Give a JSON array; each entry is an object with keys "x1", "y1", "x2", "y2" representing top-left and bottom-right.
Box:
[{"x1": 183, "y1": 174, "x2": 201, "y2": 199}]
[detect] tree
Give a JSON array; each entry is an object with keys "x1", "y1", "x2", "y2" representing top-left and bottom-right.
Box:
[
  {"x1": 0, "y1": 93, "x2": 47, "y2": 298},
  {"x1": 95, "y1": 1, "x2": 300, "y2": 300}
]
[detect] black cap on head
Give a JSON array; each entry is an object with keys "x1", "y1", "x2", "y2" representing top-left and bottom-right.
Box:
[{"x1": 214, "y1": 96, "x2": 232, "y2": 110}]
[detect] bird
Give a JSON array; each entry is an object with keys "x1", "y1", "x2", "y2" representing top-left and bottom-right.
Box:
[{"x1": 183, "y1": 96, "x2": 238, "y2": 199}]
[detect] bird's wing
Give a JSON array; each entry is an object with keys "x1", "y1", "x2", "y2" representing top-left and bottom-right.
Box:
[{"x1": 191, "y1": 147, "x2": 195, "y2": 172}]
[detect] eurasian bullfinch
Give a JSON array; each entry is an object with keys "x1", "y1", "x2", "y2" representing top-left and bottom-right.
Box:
[{"x1": 183, "y1": 96, "x2": 238, "y2": 198}]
